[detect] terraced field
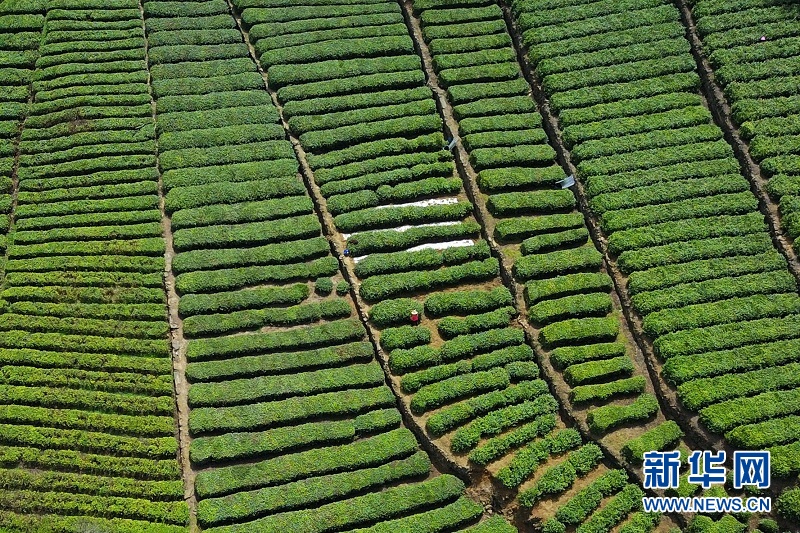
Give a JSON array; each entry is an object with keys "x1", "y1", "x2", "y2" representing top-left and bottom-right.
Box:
[{"x1": 0, "y1": 0, "x2": 799, "y2": 531}]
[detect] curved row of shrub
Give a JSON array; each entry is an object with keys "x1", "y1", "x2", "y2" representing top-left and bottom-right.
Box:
[
  {"x1": 414, "y1": 1, "x2": 662, "y2": 484},
  {"x1": 234, "y1": 1, "x2": 602, "y2": 522},
  {"x1": 689, "y1": 0, "x2": 800, "y2": 255},
  {"x1": 0, "y1": 1, "x2": 186, "y2": 530},
  {"x1": 143, "y1": 1, "x2": 496, "y2": 530},
  {"x1": 238, "y1": 0, "x2": 480, "y2": 279},
  {"x1": 542, "y1": 467, "x2": 657, "y2": 533},
  {"x1": 510, "y1": 0, "x2": 800, "y2": 481},
  {"x1": 401, "y1": 0, "x2": 666, "y2": 519},
  {"x1": 233, "y1": 0, "x2": 478, "y2": 286},
  {"x1": 689, "y1": 0, "x2": 800, "y2": 484},
  {"x1": 369, "y1": 282, "x2": 583, "y2": 503},
  {"x1": 0, "y1": 0, "x2": 43, "y2": 258}
]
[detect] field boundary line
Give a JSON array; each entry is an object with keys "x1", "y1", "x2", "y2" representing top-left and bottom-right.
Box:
[
  {"x1": 136, "y1": 2, "x2": 198, "y2": 530},
  {"x1": 673, "y1": 0, "x2": 800, "y2": 286}
]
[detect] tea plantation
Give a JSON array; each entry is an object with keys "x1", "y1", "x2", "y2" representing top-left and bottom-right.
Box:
[{"x1": 0, "y1": 0, "x2": 798, "y2": 531}]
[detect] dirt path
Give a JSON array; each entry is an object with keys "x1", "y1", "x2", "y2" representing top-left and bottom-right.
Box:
[{"x1": 136, "y1": 2, "x2": 198, "y2": 530}]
